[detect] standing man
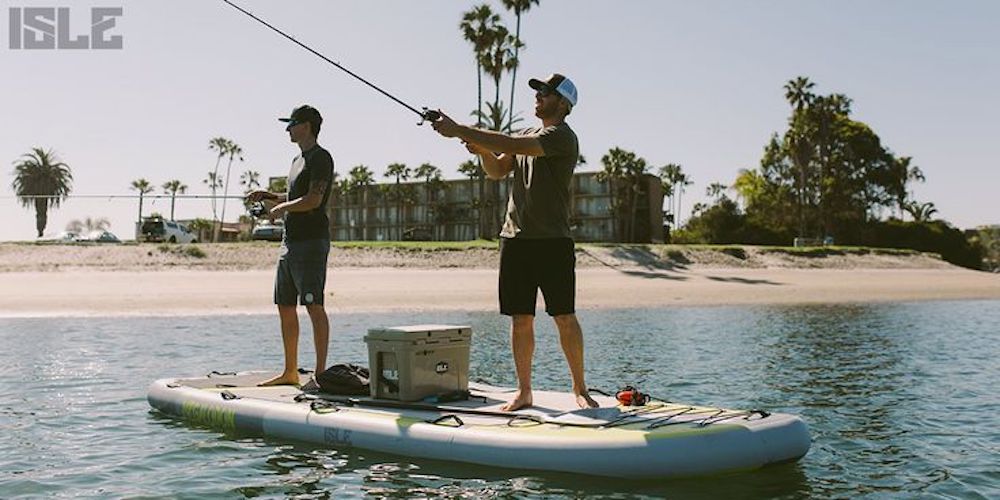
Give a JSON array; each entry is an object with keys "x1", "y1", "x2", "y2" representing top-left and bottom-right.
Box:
[
  {"x1": 247, "y1": 104, "x2": 334, "y2": 387},
  {"x1": 432, "y1": 74, "x2": 598, "y2": 411}
]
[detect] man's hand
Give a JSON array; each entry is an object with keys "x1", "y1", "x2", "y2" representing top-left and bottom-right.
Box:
[
  {"x1": 431, "y1": 110, "x2": 462, "y2": 138},
  {"x1": 269, "y1": 204, "x2": 287, "y2": 219},
  {"x1": 464, "y1": 141, "x2": 493, "y2": 156},
  {"x1": 247, "y1": 190, "x2": 276, "y2": 203}
]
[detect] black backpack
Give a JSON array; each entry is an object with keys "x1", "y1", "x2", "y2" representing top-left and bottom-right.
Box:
[{"x1": 315, "y1": 364, "x2": 370, "y2": 396}]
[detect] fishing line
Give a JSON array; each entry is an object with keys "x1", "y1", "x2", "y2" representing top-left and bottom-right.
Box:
[{"x1": 220, "y1": 0, "x2": 440, "y2": 125}]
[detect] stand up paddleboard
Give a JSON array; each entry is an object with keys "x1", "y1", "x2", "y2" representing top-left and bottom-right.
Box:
[{"x1": 147, "y1": 370, "x2": 810, "y2": 479}]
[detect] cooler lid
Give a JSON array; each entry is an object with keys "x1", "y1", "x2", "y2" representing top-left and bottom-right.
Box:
[{"x1": 364, "y1": 324, "x2": 472, "y2": 342}]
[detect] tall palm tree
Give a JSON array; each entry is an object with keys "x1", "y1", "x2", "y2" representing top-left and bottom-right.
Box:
[
  {"x1": 130, "y1": 178, "x2": 154, "y2": 225},
  {"x1": 384, "y1": 162, "x2": 410, "y2": 240},
  {"x1": 890, "y1": 156, "x2": 924, "y2": 220},
  {"x1": 202, "y1": 171, "x2": 223, "y2": 240},
  {"x1": 461, "y1": 4, "x2": 500, "y2": 238},
  {"x1": 12, "y1": 147, "x2": 73, "y2": 237},
  {"x1": 162, "y1": 179, "x2": 188, "y2": 221},
  {"x1": 597, "y1": 149, "x2": 628, "y2": 241},
  {"x1": 348, "y1": 165, "x2": 375, "y2": 240},
  {"x1": 460, "y1": 5, "x2": 500, "y2": 129},
  {"x1": 479, "y1": 23, "x2": 520, "y2": 235},
  {"x1": 208, "y1": 137, "x2": 231, "y2": 221},
  {"x1": 218, "y1": 141, "x2": 244, "y2": 228},
  {"x1": 501, "y1": 0, "x2": 540, "y2": 128},
  {"x1": 481, "y1": 23, "x2": 520, "y2": 126}
]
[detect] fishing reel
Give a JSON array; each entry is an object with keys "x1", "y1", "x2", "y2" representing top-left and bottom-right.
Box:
[
  {"x1": 418, "y1": 107, "x2": 441, "y2": 126},
  {"x1": 616, "y1": 385, "x2": 650, "y2": 407},
  {"x1": 249, "y1": 201, "x2": 268, "y2": 218}
]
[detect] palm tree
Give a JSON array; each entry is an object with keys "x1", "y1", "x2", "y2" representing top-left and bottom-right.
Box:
[
  {"x1": 348, "y1": 165, "x2": 375, "y2": 240},
  {"x1": 130, "y1": 178, "x2": 154, "y2": 225},
  {"x1": 239, "y1": 170, "x2": 260, "y2": 193},
  {"x1": 414, "y1": 163, "x2": 442, "y2": 232},
  {"x1": 501, "y1": 0, "x2": 540, "y2": 128},
  {"x1": 657, "y1": 164, "x2": 681, "y2": 230},
  {"x1": 904, "y1": 201, "x2": 937, "y2": 222},
  {"x1": 706, "y1": 182, "x2": 728, "y2": 203},
  {"x1": 239, "y1": 170, "x2": 261, "y2": 229},
  {"x1": 11, "y1": 147, "x2": 73, "y2": 238},
  {"x1": 218, "y1": 141, "x2": 244, "y2": 229},
  {"x1": 481, "y1": 23, "x2": 519, "y2": 126},
  {"x1": 208, "y1": 137, "x2": 231, "y2": 221},
  {"x1": 384, "y1": 162, "x2": 410, "y2": 240},
  {"x1": 458, "y1": 159, "x2": 480, "y2": 240},
  {"x1": 597, "y1": 149, "x2": 628, "y2": 241},
  {"x1": 657, "y1": 163, "x2": 691, "y2": 229},
  {"x1": 673, "y1": 170, "x2": 693, "y2": 229},
  {"x1": 461, "y1": 4, "x2": 501, "y2": 238},
  {"x1": 202, "y1": 172, "x2": 223, "y2": 240},
  {"x1": 784, "y1": 76, "x2": 815, "y2": 112},
  {"x1": 162, "y1": 179, "x2": 188, "y2": 221},
  {"x1": 890, "y1": 156, "x2": 924, "y2": 220},
  {"x1": 460, "y1": 5, "x2": 500, "y2": 129},
  {"x1": 472, "y1": 101, "x2": 523, "y2": 134}
]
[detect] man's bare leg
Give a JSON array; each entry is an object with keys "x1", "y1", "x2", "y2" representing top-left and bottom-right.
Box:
[
  {"x1": 502, "y1": 314, "x2": 535, "y2": 411},
  {"x1": 305, "y1": 304, "x2": 329, "y2": 375},
  {"x1": 259, "y1": 304, "x2": 301, "y2": 386},
  {"x1": 554, "y1": 313, "x2": 599, "y2": 409}
]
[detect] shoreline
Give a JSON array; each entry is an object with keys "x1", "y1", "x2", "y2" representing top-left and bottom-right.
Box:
[
  {"x1": 3, "y1": 266, "x2": 998, "y2": 318},
  {"x1": 2, "y1": 242, "x2": 998, "y2": 318}
]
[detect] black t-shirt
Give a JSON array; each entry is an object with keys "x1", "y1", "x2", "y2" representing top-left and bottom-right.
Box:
[
  {"x1": 284, "y1": 145, "x2": 334, "y2": 241},
  {"x1": 500, "y1": 122, "x2": 579, "y2": 239}
]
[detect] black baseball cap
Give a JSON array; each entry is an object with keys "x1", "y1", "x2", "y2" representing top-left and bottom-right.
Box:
[{"x1": 279, "y1": 104, "x2": 322, "y2": 131}]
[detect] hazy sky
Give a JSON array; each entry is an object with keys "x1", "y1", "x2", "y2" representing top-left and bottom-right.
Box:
[{"x1": 2, "y1": 0, "x2": 998, "y2": 241}]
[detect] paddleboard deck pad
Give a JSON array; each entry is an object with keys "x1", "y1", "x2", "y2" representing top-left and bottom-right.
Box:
[{"x1": 148, "y1": 371, "x2": 810, "y2": 478}]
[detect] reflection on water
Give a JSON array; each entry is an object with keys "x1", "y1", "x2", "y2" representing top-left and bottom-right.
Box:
[{"x1": 1, "y1": 301, "x2": 998, "y2": 498}]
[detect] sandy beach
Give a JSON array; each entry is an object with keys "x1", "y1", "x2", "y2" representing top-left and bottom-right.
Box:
[{"x1": 1, "y1": 242, "x2": 998, "y2": 317}]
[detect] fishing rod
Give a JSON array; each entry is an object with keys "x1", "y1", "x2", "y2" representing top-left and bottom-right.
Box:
[{"x1": 220, "y1": 0, "x2": 440, "y2": 125}]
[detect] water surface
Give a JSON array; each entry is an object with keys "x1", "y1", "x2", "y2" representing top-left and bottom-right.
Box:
[{"x1": 1, "y1": 301, "x2": 998, "y2": 498}]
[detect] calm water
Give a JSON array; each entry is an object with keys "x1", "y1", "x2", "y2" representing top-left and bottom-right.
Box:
[{"x1": 1, "y1": 301, "x2": 998, "y2": 499}]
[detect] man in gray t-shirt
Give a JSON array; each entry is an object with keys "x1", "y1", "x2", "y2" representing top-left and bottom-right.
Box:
[{"x1": 432, "y1": 73, "x2": 599, "y2": 411}]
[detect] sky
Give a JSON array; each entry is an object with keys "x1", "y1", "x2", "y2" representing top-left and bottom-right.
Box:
[{"x1": 1, "y1": 0, "x2": 998, "y2": 241}]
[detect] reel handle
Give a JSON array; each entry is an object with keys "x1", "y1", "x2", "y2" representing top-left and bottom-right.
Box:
[{"x1": 419, "y1": 108, "x2": 441, "y2": 125}]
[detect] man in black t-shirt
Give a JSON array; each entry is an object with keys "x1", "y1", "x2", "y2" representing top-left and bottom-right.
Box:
[
  {"x1": 432, "y1": 74, "x2": 599, "y2": 411},
  {"x1": 247, "y1": 104, "x2": 334, "y2": 387}
]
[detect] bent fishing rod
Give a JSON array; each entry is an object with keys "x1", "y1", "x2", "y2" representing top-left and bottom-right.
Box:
[{"x1": 220, "y1": 0, "x2": 440, "y2": 125}]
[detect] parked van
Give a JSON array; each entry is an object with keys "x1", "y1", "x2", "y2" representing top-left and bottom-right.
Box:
[{"x1": 140, "y1": 217, "x2": 198, "y2": 243}]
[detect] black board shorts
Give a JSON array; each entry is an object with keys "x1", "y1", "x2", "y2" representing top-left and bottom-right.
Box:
[
  {"x1": 274, "y1": 238, "x2": 330, "y2": 306},
  {"x1": 499, "y1": 237, "x2": 575, "y2": 317}
]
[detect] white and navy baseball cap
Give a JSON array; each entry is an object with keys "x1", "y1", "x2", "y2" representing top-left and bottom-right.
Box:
[{"x1": 529, "y1": 73, "x2": 578, "y2": 107}]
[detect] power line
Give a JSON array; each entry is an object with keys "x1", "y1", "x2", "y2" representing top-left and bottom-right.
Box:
[{"x1": 0, "y1": 194, "x2": 250, "y2": 200}]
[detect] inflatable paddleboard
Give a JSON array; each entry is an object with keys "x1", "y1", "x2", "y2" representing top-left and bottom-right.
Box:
[{"x1": 147, "y1": 371, "x2": 810, "y2": 478}]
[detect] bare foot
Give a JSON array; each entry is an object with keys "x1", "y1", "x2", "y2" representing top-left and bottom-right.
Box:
[
  {"x1": 575, "y1": 391, "x2": 600, "y2": 409},
  {"x1": 501, "y1": 391, "x2": 533, "y2": 411},
  {"x1": 258, "y1": 372, "x2": 300, "y2": 387}
]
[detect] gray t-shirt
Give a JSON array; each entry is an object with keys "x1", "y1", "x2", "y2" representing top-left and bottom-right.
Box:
[{"x1": 499, "y1": 122, "x2": 579, "y2": 239}]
